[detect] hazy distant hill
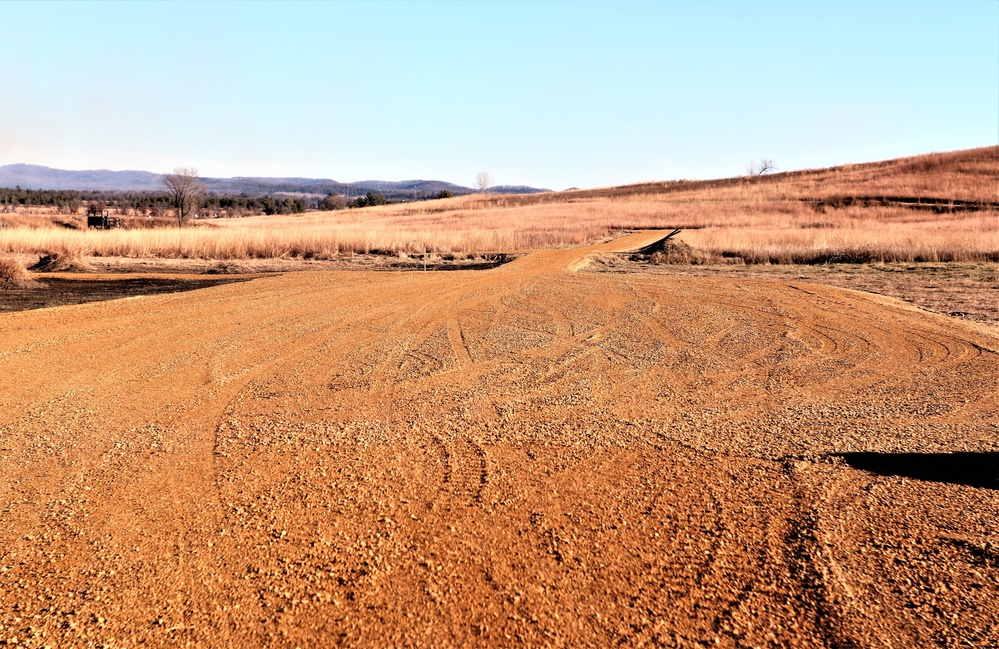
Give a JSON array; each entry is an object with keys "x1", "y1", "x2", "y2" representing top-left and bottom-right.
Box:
[
  {"x1": 0, "y1": 164, "x2": 162, "y2": 192},
  {"x1": 0, "y1": 164, "x2": 549, "y2": 199}
]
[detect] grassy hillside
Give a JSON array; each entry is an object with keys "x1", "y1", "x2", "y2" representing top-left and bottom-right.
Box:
[{"x1": 1, "y1": 147, "x2": 996, "y2": 264}]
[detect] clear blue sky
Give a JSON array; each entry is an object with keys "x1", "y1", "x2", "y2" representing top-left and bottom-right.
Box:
[{"x1": 3, "y1": 1, "x2": 997, "y2": 189}]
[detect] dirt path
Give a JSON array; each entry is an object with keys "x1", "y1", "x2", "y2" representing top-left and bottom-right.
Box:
[{"x1": 2, "y1": 232, "x2": 998, "y2": 648}]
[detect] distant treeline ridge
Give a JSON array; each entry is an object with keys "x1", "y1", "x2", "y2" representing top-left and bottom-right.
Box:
[{"x1": 0, "y1": 186, "x2": 457, "y2": 217}]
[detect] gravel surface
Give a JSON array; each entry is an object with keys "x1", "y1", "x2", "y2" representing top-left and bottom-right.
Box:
[
  {"x1": 1, "y1": 232, "x2": 997, "y2": 648},
  {"x1": 587, "y1": 255, "x2": 999, "y2": 327}
]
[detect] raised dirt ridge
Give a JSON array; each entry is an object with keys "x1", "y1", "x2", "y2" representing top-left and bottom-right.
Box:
[{"x1": 1, "y1": 232, "x2": 998, "y2": 647}]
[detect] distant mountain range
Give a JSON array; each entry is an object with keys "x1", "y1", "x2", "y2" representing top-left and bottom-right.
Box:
[{"x1": 0, "y1": 164, "x2": 549, "y2": 200}]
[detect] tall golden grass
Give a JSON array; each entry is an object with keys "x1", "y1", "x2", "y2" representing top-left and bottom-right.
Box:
[
  {"x1": 0, "y1": 256, "x2": 28, "y2": 282},
  {"x1": 1, "y1": 146, "x2": 996, "y2": 263}
]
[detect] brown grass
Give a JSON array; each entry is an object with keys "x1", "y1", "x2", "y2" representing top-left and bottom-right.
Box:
[
  {"x1": 0, "y1": 256, "x2": 28, "y2": 282},
  {"x1": 1, "y1": 146, "x2": 996, "y2": 263}
]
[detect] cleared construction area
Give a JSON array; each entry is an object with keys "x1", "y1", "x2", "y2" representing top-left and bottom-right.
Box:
[{"x1": 1, "y1": 231, "x2": 997, "y2": 647}]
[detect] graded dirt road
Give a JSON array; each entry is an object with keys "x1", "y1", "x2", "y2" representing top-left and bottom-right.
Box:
[{"x1": 1, "y1": 232, "x2": 998, "y2": 648}]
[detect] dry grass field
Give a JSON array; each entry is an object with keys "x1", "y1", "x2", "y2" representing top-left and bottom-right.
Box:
[
  {"x1": 1, "y1": 146, "x2": 996, "y2": 264},
  {"x1": 1, "y1": 149, "x2": 998, "y2": 648}
]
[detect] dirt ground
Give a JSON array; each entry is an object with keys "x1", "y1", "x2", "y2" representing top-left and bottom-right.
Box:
[
  {"x1": 1, "y1": 232, "x2": 998, "y2": 648},
  {"x1": 3, "y1": 251, "x2": 996, "y2": 329},
  {"x1": 0, "y1": 253, "x2": 514, "y2": 314},
  {"x1": 587, "y1": 254, "x2": 999, "y2": 327},
  {"x1": 4, "y1": 251, "x2": 515, "y2": 276},
  {"x1": 0, "y1": 276, "x2": 255, "y2": 314}
]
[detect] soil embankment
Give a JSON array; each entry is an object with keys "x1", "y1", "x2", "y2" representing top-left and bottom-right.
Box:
[{"x1": 1, "y1": 231, "x2": 997, "y2": 647}]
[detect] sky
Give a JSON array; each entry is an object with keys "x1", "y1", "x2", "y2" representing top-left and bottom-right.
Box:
[{"x1": 3, "y1": 1, "x2": 997, "y2": 190}]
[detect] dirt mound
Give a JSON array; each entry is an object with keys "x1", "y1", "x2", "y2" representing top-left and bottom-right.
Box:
[
  {"x1": 30, "y1": 251, "x2": 94, "y2": 272},
  {"x1": 645, "y1": 238, "x2": 707, "y2": 264},
  {"x1": 630, "y1": 230, "x2": 711, "y2": 264},
  {"x1": 1, "y1": 231, "x2": 997, "y2": 647}
]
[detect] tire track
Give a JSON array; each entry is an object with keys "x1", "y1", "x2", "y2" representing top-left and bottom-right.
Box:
[{"x1": 3, "y1": 231, "x2": 999, "y2": 647}]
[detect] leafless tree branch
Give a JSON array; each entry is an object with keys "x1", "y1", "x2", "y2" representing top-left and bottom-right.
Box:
[{"x1": 746, "y1": 159, "x2": 777, "y2": 176}]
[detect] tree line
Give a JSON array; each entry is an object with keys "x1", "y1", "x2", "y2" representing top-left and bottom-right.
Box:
[
  {"x1": 0, "y1": 186, "x2": 456, "y2": 218},
  {"x1": 0, "y1": 186, "x2": 310, "y2": 217}
]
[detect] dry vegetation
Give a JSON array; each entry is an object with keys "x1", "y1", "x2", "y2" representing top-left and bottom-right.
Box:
[
  {"x1": 1, "y1": 146, "x2": 996, "y2": 264},
  {"x1": 0, "y1": 256, "x2": 27, "y2": 283},
  {"x1": 0, "y1": 254, "x2": 45, "y2": 290}
]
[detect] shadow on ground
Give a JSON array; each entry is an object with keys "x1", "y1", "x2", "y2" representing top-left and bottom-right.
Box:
[
  {"x1": 0, "y1": 277, "x2": 255, "y2": 313},
  {"x1": 838, "y1": 452, "x2": 999, "y2": 489}
]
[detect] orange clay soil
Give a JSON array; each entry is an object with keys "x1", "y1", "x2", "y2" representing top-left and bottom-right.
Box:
[{"x1": 1, "y1": 231, "x2": 998, "y2": 648}]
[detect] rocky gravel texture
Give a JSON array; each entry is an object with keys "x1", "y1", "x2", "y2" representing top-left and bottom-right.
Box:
[
  {"x1": 588, "y1": 255, "x2": 999, "y2": 327},
  {"x1": 1, "y1": 232, "x2": 997, "y2": 648}
]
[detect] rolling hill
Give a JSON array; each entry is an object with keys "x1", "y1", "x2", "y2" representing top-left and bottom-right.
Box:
[{"x1": 0, "y1": 163, "x2": 549, "y2": 199}]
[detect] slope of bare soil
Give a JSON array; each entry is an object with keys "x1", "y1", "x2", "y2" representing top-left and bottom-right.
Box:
[{"x1": 1, "y1": 232, "x2": 998, "y2": 648}]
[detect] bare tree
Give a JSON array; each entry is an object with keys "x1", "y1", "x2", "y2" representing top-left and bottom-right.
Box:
[
  {"x1": 162, "y1": 167, "x2": 206, "y2": 227},
  {"x1": 745, "y1": 159, "x2": 777, "y2": 176},
  {"x1": 475, "y1": 171, "x2": 492, "y2": 193}
]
